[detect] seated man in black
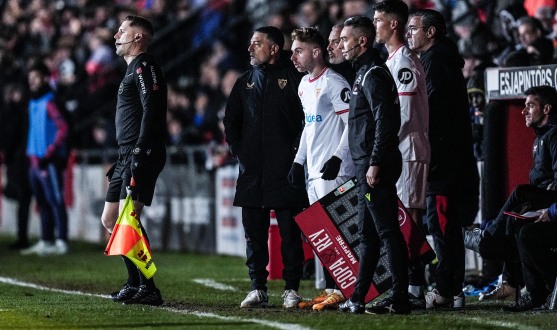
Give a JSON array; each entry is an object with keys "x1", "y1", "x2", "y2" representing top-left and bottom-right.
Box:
[
  {"x1": 502, "y1": 202, "x2": 557, "y2": 312},
  {"x1": 465, "y1": 85, "x2": 557, "y2": 303}
]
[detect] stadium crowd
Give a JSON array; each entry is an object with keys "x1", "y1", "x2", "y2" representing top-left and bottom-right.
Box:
[
  {"x1": 1, "y1": 0, "x2": 557, "y2": 159},
  {"x1": 3, "y1": 0, "x2": 557, "y2": 314}
]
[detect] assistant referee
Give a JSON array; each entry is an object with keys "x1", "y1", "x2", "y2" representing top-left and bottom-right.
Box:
[{"x1": 101, "y1": 15, "x2": 167, "y2": 306}]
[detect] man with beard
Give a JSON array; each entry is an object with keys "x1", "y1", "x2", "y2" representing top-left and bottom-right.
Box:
[
  {"x1": 224, "y1": 26, "x2": 309, "y2": 308},
  {"x1": 327, "y1": 23, "x2": 356, "y2": 86}
]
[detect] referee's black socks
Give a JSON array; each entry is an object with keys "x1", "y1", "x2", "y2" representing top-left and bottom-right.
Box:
[{"x1": 122, "y1": 256, "x2": 140, "y2": 287}]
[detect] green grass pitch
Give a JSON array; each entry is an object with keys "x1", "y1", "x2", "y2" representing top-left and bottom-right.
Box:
[{"x1": 0, "y1": 235, "x2": 556, "y2": 329}]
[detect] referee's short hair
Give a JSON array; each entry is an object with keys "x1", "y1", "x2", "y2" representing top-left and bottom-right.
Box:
[
  {"x1": 124, "y1": 15, "x2": 154, "y2": 37},
  {"x1": 291, "y1": 27, "x2": 326, "y2": 52},
  {"x1": 254, "y1": 26, "x2": 285, "y2": 50},
  {"x1": 343, "y1": 16, "x2": 375, "y2": 42}
]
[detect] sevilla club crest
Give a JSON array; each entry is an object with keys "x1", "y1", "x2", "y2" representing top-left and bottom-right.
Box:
[{"x1": 278, "y1": 79, "x2": 287, "y2": 89}]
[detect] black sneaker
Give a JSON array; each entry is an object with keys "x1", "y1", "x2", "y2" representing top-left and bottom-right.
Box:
[
  {"x1": 533, "y1": 293, "x2": 554, "y2": 311},
  {"x1": 339, "y1": 299, "x2": 365, "y2": 314},
  {"x1": 408, "y1": 292, "x2": 426, "y2": 310},
  {"x1": 122, "y1": 285, "x2": 164, "y2": 306},
  {"x1": 110, "y1": 283, "x2": 139, "y2": 302},
  {"x1": 502, "y1": 293, "x2": 543, "y2": 312},
  {"x1": 365, "y1": 296, "x2": 411, "y2": 315}
]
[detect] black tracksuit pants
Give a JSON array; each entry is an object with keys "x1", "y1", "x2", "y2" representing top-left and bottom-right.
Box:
[
  {"x1": 242, "y1": 207, "x2": 304, "y2": 292},
  {"x1": 426, "y1": 194, "x2": 465, "y2": 297},
  {"x1": 350, "y1": 164, "x2": 409, "y2": 304}
]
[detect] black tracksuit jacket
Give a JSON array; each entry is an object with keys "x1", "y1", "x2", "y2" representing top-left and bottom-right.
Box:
[
  {"x1": 224, "y1": 51, "x2": 310, "y2": 208},
  {"x1": 348, "y1": 48, "x2": 402, "y2": 183}
]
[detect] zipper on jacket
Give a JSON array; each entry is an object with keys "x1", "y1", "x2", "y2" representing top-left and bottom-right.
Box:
[{"x1": 261, "y1": 70, "x2": 267, "y2": 208}]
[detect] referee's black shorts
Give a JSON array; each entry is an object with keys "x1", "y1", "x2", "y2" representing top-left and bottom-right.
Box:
[{"x1": 105, "y1": 143, "x2": 166, "y2": 206}]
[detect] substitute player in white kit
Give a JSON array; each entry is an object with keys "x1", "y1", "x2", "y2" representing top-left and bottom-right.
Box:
[
  {"x1": 373, "y1": 0, "x2": 431, "y2": 308},
  {"x1": 287, "y1": 27, "x2": 355, "y2": 310}
]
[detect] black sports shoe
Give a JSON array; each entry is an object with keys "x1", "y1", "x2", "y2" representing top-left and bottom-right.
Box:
[
  {"x1": 365, "y1": 296, "x2": 411, "y2": 315},
  {"x1": 122, "y1": 285, "x2": 164, "y2": 306},
  {"x1": 502, "y1": 293, "x2": 543, "y2": 312},
  {"x1": 339, "y1": 299, "x2": 365, "y2": 314},
  {"x1": 533, "y1": 293, "x2": 554, "y2": 311},
  {"x1": 110, "y1": 283, "x2": 139, "y2": 302},
  {"x1": 408, "y1": 292, "x2": 426, "y2": 310}
]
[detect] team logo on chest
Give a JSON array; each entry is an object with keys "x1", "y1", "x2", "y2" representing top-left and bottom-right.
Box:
[
  {"x1": 247, "y1": 82, "x2": 254, "y2": 89},
  {"x1": 278, "y1": 79, "x2": 287, "y2": 89},
  {"x1": 316, "y1": 88, "x2": 322, "y2": 98}
]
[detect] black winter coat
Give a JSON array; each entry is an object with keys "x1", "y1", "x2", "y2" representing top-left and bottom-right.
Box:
[
  {"x1": 420, "y1": 36, "x2": 479, "y2": 196},
  {"x1": 530, "y1": 115, "x2": 557, "y2": 190},
  {"x1": 224, "y1": 52, "x2": 310, "y2": 208},
  {"x1": 348, "y1": 49, "x2": 402, "y2": 184}
]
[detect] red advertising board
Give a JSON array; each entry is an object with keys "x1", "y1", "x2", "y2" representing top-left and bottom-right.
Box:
[{"x1": 295, "y1": 178, "x2": 435, "y2": 303}]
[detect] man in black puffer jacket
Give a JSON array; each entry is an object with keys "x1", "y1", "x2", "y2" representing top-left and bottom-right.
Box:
[{"x1": 224, "y1": 26, "x2": 309, "y2": 309}]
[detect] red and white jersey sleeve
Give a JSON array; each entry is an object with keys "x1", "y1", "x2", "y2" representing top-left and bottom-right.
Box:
[
  {"x1": 386, "y1": 45, "x2": 430, "y2": 162},
  {"x1": 294, "y1": 68, "x2": 355, "y2": 181}
]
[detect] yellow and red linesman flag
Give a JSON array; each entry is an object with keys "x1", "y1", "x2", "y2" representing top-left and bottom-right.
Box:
[{"x1": 105, "y1": 194, "x2": 157, "y2": 279}]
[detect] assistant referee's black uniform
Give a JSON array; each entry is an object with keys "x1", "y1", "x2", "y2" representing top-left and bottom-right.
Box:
[{"x1": 106, "y1": 53, "x2": 167, "y2": 205}]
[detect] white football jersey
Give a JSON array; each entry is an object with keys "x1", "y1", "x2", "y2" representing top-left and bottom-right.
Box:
[
  {"x1": 294, "y1": 67, "x2": 355, "y2": 181},
  {"x1": 386, "y1": 45, "x2": 430, "y2": 162}
]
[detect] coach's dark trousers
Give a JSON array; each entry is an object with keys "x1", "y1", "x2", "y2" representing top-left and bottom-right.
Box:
[
  {"x1": 351, "y1": 164, "x2": 408, "y2": 304},
  {"x1": 426, "y1": 193, "x2": 465, "y2": 297},
  {"x1": 242, "y1": 207, "x2": 304, "y2": 292}
]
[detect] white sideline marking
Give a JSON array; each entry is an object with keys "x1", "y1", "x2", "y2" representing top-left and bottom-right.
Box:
[
  {"x1": 193, "y1": 278, "x2": 281, "y2": 297},
  {"x1": 193, "y1": 278, "x2": 237, "y2": 291},
  {"x1": 465, "y1": 317, "x2": 541, "y2": 330},
  {"x1": 0, "y1": 277, "x2": 110, "y2": 298},
  {"x1": 166, "y1": 309, "x2": 312, "y2": 330},
  {"x1": 0, "y1": 277, "x2": 312, "y2": 330}
]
